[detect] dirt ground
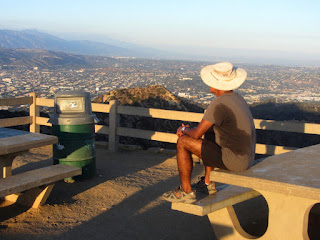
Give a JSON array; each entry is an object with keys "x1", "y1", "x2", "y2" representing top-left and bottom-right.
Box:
[{"x1": 0, "y1": 145, "x2": 319, "y2": 240}]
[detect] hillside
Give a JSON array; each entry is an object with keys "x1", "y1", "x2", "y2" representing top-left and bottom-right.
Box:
[
  {"x1": 0, "y1": 48, "x2": 90, "y2": 68},
  {"x1": 93, "y1": 85, "x2": 204, "y2": 112}
]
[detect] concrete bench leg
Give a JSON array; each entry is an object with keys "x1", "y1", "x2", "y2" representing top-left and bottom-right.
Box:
[
  {"x1": 5, "y1": 184, "x2": 55, "y2": 208},
  {"x1": 208, "y1": 191, "x2": 319, "y2": 240},
  {"x1": 259, "y1": 190, "x2": 318, "y2": 240},
  {"x1": 0, "y1": 154, "x2": 16, "y2": 178},
  {"x1": 208, "y1": 206, "x2": 256, "y2": 240},
  {"x1": 0, "y1": 152, "x2": 27, "y2": 178}
]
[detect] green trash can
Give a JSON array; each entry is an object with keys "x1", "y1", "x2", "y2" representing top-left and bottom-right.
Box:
[{"x1": 49, "y1": 91, "x2": 97, "y2": 181}]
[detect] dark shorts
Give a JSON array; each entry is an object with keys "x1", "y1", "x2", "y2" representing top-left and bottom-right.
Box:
[{"x1": 201, "y1": 128, "x2": 228, "y2": 170}]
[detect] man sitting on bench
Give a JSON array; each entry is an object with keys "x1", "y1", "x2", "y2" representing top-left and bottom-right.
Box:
[{"x1": 163, "y1": 62, "x2": 256, "y2": 203}]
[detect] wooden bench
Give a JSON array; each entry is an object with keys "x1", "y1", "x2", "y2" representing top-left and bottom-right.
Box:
[{"x1": 0, "y1": 164, "x2": 81, "y2": 208}]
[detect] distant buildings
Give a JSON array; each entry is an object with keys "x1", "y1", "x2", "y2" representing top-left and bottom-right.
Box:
[{"x1": 0, "y1": 59, "x2": 319, "y2": 110}]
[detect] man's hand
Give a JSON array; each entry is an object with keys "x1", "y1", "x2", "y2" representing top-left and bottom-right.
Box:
[
  {"x1": 177, "y1": 119, "x2": 213, "y2": 139},
  {"x1": 176, "y1": 123, "x2": 189, "y2": 137}
]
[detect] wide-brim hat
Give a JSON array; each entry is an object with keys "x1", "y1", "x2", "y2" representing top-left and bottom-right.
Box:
[{"x1": 200, "y1": 62, "x2": 247, "y2": 90}]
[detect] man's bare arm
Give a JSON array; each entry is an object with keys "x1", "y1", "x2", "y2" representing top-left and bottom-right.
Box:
[{"x1": 177, "y1": 119, "x2": 213, "y2": 139}]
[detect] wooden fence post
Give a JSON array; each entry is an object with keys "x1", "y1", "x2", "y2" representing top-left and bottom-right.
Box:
[
  {"x1": 108, "y1": 100, "x2": 120, "y2": 152},
  {"x1": 30, "y1": 92, "x2": 40, "y2": 133}
]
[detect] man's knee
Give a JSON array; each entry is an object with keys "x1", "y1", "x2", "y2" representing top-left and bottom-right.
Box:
[
  {"x1": 177, "y1": 135, "x2": 189, "y2": 149},
  {"x1": 177, "y1": 135, "x2": 202, "y2": 155}
]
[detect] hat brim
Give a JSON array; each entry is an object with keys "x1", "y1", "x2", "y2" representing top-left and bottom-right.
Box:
[{"x1": 200, "y1": 65, "x2": 247, "y2": 90}]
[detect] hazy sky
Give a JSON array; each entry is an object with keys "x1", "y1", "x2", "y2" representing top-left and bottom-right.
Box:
[{"x1": 1, "y1": 0, "x2": 320, "y2": 56}]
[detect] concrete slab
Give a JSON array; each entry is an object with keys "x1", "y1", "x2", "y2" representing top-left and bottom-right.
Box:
[
  {"x1": 0, "y1": 164, "x2": 81, "y2": 198},
  {"x1": 0, "y1": 128, "x2": 58, "y2": 155},
  {"x1": 172, "y1": 185, "x2": 260, "y2": 216},
  {"x1": 211, "y1": 144, "x2": 320, "y2": 200}
]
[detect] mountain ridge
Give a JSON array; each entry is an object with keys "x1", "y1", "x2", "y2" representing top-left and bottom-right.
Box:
[
  {"x1": 0, "y1": 29, "x2": 145, "y2": 57},
  {"x1": 1, "y1": 29, "x2": 319, "y2": 66}
]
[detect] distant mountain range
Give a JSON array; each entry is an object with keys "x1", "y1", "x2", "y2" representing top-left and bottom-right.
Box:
[
  {"x1": 1, "y1": 29, "x2": 319, "y2": 66},
  {"x1": 0, "y1": 29, "x2": 166, "y2": 58}
]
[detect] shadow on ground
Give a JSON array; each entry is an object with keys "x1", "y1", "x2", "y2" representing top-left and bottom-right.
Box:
[
  {"x1": 0, "y1": 146, "x2": 215, "y2": 240},
  {"x1": 0, "y1": 145, "x2": 319, "y2": 240}
]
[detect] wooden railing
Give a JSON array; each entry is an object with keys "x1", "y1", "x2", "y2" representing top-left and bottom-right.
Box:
[
  {"x1": 1, "y1": 93, "x2": 320, "y2": 154},
  {"x1": 0, "y1": 95, "x2": 33, "y2": 128}
]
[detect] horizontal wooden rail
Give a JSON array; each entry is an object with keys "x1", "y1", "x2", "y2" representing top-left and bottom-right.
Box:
[
  {"x1": 117, "y1": 105, "x2": 203, "y2": 122},
  {"x1": 35, "y1": 116, "x2": 110, "y2": 135},
  {"x1": 36, "y1": 117, "x2": 51, "y2": 127},
  {"x1": 95, "y1": 125, "x2": 109, "y2": 135},
  {"x1": 0, "y1": 96, "x2": 33, "y2": 106},
  {"x1": 254, "y1": 119, "x2": 320, "y2": 135},
  {"x1": 255, "y1": 143, "x2": 296, "y2": 155},
  {"x1": 117, "y1": 127, "x2": 177, "y2": 143},
  {"x1": 92, "y1": 103, "x2": 111, "y2": 113},
  {"x1": 0, "y1": 116, "x2": 32, "y2": 127},
  {"x1": 117, "y1": 127, "x2": 297, "y2": 155},
  {"x1": 36, "y1": 98, "x2": 54, "y2": 108}
]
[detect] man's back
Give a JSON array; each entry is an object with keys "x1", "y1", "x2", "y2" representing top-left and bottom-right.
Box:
[{"x1": 203, "y1": 92, "x2": 256, "y2": 171}]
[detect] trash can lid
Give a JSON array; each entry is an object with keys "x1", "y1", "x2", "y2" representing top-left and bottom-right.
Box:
[
  {"x1": 55, "y1": 90, "x2": 89, "y2": 98},
  {"x1": 49, "y1": 90, "x2": 98, "y2": 125}
]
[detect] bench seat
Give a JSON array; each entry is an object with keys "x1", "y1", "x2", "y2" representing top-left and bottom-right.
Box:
[
  {"x1": 172, "y1": 184, "x2": 260, "y2": 216},
  {"x1": 0, "y1": 164, "x2": 81, "y2": 208},
  {"x1": 172, "y1": 185, "x2": 261, "y2": 239}
]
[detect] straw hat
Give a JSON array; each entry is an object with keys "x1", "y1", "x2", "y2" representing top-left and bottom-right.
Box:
[{"x1": 200, "y1": 62, "x2": 247, "y2": 90}]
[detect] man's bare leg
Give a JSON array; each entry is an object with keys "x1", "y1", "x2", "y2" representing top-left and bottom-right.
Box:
[
  {"x1": 176, "y1": 135, "x2": 202, "y2": 193},
  {"x1": 204, "y1": 165, "x2": 215, "y2": 188}
]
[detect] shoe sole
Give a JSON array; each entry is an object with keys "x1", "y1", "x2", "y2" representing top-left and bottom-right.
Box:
[
  {"x1": 193, "y1": 188, "x2": 217, "y2": 195},
  {"x1": 208, "y1": 189, "x2": 218, "y2": 195},
  {"x1": 181, "y1": 198, "x2": 197, "y2": 204},
  {"x1": 163, "y1": 196, "x2": 196, "y2": 204}
]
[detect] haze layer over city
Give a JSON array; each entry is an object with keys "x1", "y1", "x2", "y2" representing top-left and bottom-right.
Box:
[{"x1": 1, "y1": 0, "x2": 319, "y2": 108}]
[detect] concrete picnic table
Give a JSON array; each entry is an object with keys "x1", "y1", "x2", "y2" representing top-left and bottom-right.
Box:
[
  {"x1": 0, "y1": 127, "x2": 58, "y2": 178},
  {"x1": 210, "y1": 143, "x2": 320, "y2": 240}
]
